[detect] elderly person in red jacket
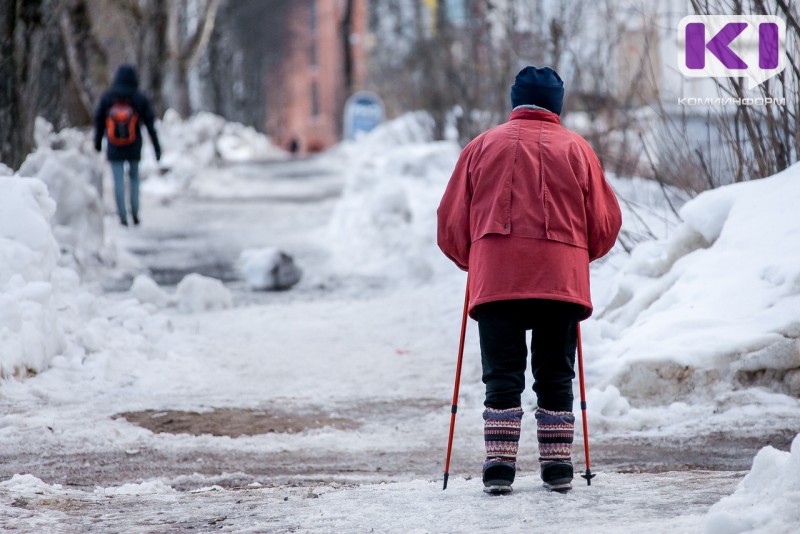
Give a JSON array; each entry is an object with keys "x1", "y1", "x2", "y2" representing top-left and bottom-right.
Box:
[{"x1": 437, "y1": 66, "x2": 622, "y2": 494}]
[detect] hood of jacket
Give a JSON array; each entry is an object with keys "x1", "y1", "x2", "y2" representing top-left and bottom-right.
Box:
[{"x1": 112, "y1": 65, "x2": 139, "y2": 91}]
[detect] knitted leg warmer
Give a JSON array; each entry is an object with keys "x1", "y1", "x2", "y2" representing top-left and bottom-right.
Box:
[
  {"x1": 483, "y1": 406, "x2": 524, "y2": 482},
  {"x1": 535, "y1": 407, "x2": 575, "y2": 467}
]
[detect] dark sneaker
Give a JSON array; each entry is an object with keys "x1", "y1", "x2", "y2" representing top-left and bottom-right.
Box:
[
  {"x1": 120, "y1": 219, "x2": 129, "y2": 227},
  {"x1": 132, "y1": 214, "x2": 140, "y2": 226},
  {"x1": 541, "y1": 462, "x2": 573, "y2": 493},
  {"x1": 483, "y1": 462, "x2": 515, "y2": 495}
]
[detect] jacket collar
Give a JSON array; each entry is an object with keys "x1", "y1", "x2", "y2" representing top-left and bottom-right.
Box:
[{"x1": 509, "y1": 108, "x2": 561, "y2": 125}]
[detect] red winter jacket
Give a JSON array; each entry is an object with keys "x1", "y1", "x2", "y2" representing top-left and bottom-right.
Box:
[{"x1": 437, "y1": 108, "x2": 622, "y2": 320}]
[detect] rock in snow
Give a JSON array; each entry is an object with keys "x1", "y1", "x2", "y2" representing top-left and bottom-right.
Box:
[{"x1": 236, "y1": 247, "x2": 302, "y2": 291}]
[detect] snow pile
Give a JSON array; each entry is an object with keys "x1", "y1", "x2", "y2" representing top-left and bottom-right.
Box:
[
  {"x1": 592, "y1": 163, "x2": 800, "y2": 401},
  {"x1": 705, "y1": 433, "x2": 800, "y2": 533},
  {"x1": 143, "y1": 110, "x2": 287, "y2": 197},
  {"x1": 0, "y1": 175, "x2": 169, "y2": 378},
  {"x1": 130, "y1": 274, "x2": 171, "y2": 307},
  {"x1": 237, "y1": 248, "x2": 302, "y2": 291},
  {"x1": 128, "y1": 273, "x2": 234, "y2": 312},
  {"x1": 327, "y1": 112, "x2": 461, "y2": 280},
  {"x1": 174, "y1": 273, "x2": 232, "y2": 313},
  {"x1": 0, "y1": 474, "x2": 63, "y2": 494},
  {"x1": 0, "y1": 178, "x2": 65, "y2": 376},
  {"x1": 17, "y1": 118, "x2": 107, "y2": 271}
]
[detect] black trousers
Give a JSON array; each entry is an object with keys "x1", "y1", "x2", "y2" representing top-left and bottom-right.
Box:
[{"x1": 476, "y1": 299, "x2": 582, "y2": 412}]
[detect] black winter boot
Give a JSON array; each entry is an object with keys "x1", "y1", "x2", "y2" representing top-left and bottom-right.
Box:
[{"x1": 535, "y1": 407, "x2": 575, "y2": 493}]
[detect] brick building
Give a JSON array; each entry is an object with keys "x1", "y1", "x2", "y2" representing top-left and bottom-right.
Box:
[{"x1": 266, "y1": 0, "x2": 368, "y2": 153}]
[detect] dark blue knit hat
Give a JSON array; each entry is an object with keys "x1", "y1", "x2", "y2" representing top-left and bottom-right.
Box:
[{"x1": 510, "y1": 66, "x2": 564, "y2": 115}]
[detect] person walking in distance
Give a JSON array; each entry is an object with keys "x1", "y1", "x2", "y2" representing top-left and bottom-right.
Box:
[
  {"x1": 437, "y1": 66, "x2": 622, "y2": 494},
  {"x1": 94, "y1": 64, "x2": 162, "y2": 227}
]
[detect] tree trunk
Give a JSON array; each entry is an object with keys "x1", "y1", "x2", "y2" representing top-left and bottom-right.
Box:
[
  {"x1": 59, "y1": 0, "x2": 108, "y2": 125},
  {"x1": 138, "y1": 0, "x2": 168, "y2": 114},
  {"x1": 0, "y1": 0, "x2": 46, "y2": 170},
  {"x1": 165, "y1": 0, "x2": 221, "y2": 117},
  {"x1": 342, "y1": 0, "x2": 354, "y2": 93}
]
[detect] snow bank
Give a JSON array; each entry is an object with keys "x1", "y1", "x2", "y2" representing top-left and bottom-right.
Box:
[
  {"x1": 0, "y1": 173, "x2": 169, "y2": 378},
  {"x1": 0, "y1": 178, "x2": 65, "y2": 376},
  {"x1": 705, "y1": 433, "x2": 800, "y2": 533},
  {"x1": 17, "y1": 118, "x2": 107, "y2": 272},
  {"x1": 142, "y1": 110, "x2": 287, "y2": 198},
  {"x1": 0, "y1": 178, "x2": 59, "y2": 285},
  {"x1": 327, "y1": 112, "x2": 461, "y2": 281},
  {"x1": 593, "y1": 163, "x2": 800, "y2": 402}
]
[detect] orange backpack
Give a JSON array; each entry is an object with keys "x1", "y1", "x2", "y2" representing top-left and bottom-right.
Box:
[{"x1": 106, "y1": 100, "x2": 139, "y2": 146}]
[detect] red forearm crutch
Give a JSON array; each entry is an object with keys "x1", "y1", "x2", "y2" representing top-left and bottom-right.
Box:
[
  {"x1": 577, "y1": 323, "x2": 596, "y2": 485},
  {"x1": 442, "y1": 279, "x2": 470, "y2": 490}
]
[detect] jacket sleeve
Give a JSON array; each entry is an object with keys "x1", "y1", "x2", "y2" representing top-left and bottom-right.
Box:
[
  {"x1": 140, "y1": 96, "x2": 162, "y2": 158},
  {"x1": 437, "y1": 141, "x2": 476, "y2": 271},
  {"x1": 93, "y1": 94, "x2": 109, "y2": 152},
  {"x1": 582, "y1": 144, "x2": 622, "y2": 261}
]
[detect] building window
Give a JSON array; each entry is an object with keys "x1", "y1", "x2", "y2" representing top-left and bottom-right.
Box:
[
  {"x1": 310, "y1": 39, "x2": 318, "y2": 67},
  {"x1": 311, "y1": 80, "x2": 320, "y2": 118},
  {"x1": 309, "y1": 0, "x2": 317, "y2": 33},
  {"x1": 309, "y1": 0, "x2": 318, "y2": 68}
]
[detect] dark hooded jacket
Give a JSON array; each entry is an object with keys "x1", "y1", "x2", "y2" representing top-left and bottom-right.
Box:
[{"x1": 94, "y1": 65, "x2": 161, "y2": 161}]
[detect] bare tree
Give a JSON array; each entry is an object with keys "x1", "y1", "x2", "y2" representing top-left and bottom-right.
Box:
[
  {"x1": 682, "y1": 0, "x2": 800, "y2": 185},
  {"x1": 0, "y1": 0, "x2": 52, "y2": 170},
  {"x1": 58, "y1": 0, "x2": 109, "y2": 123},
  {"x1": 164, "y1": 0, "x2": 221, "y2": 117}
]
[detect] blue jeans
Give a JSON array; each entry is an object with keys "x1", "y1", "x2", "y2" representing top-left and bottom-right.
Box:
[{"x1": 110, "y1": 160, "x2": 140, "y2": 223}]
